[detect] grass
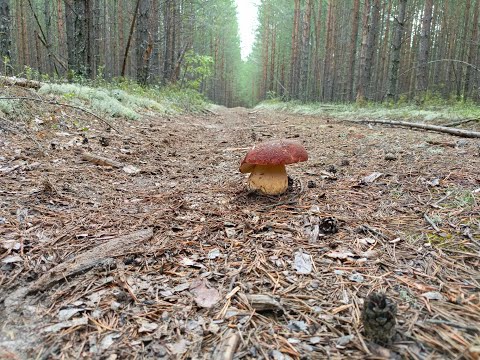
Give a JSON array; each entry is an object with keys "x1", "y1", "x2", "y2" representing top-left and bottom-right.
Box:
[{"x1": 255, "y1": 98, "x2": 480, "y2": 123}]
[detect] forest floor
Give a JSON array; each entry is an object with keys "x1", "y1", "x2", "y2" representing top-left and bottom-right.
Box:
[{"x1": 1, "y1": 86, "x2": 479, "y2": 359}]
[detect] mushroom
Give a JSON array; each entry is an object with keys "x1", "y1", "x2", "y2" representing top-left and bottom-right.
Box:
[{"x1": 239, "y1": 139, "x2": 308, "y2": 195}]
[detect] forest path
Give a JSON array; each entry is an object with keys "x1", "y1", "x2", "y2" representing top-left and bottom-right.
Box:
[{"x1": 0, "y1": 107, "x2": 479, "y2": 359}]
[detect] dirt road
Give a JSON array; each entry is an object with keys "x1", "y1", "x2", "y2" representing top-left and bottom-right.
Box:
[{"x1": 1, "y1": 106, "x2": 479, "y2": 359}]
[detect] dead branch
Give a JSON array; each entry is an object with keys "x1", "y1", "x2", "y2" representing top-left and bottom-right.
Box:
[
  {"x1": 82, "y1": 152, "x2": 124, "y2": 168},
  {"x1": 353, "y1": 119, "x2": 480, "y2": 138},
  {"x1": 0, "y1": 96, "x2": 119, "y2": 132}
]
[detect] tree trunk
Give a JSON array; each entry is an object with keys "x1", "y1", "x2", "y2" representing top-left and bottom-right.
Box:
[
  {"x1": 0, "y1": 0, "x2": 11, "y2": 74},
  {"x1": 43, "y1": 0, "x2": 52, "y2": 74},
  {"x1": 464, "y1": 0, "x2": 479, "y2": 99},
  {"x1": 365, "y1": 0, "x2": 380, "y2": 100},
  {"x1": 136, "y1": 0, "x2": 151, "y2": 84},
  {"x1": 416, "y1": 0, "x2": 433, "y2": 101},
  {"x1": 57, "y1": 0, "x2": 66, "y2": 74},
  {"x1": 346, "y1": 0, "x2": 360, "y2": 101},
  {"x1": 356, "y1": 0, "x2": 370, "y2": 103},
  {"x1": 323, "y1": 0, "x2": 335, "y2": 101},
  {"x1": 312, "y1": 0, "x2": 322, "y2": 100},
  {"x1": 387, "y1": 0, "x2": 407, "y2": 101},
  {"x1": 163, "y1": 0, "x2": 175, "y2": 83},
  {"x1": 289, "y1": 0, "x2": 300, "y2": 99},
  {"x1": 64, "y1": 0, "x2": 75, "y2": 75},
  {"x1": 121, "y1": 0, "x2": 141, "y2": 77}
]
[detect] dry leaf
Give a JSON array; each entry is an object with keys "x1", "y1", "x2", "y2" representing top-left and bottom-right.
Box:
[
  {"x1": 138, "y1": 321, "x2": 158, "y2": 333},
  {"x1": 190, "y1": 279, "x2": 221, "y2": 308},
  {"x1": 293, "y1": 251, "x2": 312, "y2": 274},
  {"x1": 360, "y1": 172, "x2": 383, "y2": 184},
  {"x1": 326, "y1": 250, "x2": 355, "y2": 259}
]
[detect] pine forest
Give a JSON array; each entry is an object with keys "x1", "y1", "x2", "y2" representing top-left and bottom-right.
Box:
[{"x1": 0, "y1": 1, "x2": 479, "y2": 359}]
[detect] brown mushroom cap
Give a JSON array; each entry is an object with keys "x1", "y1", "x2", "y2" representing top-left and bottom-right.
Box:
[{"x1": 239, "y1": 139, "x2": 308, "y2": 173}]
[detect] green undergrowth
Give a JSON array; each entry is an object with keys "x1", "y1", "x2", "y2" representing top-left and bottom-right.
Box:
[
  {"x1": 256, "y1": 98, "x2": 480, "y2": 124},
  {"x1": 38, "y1": 80, "x2": 207, "y2": 120}
]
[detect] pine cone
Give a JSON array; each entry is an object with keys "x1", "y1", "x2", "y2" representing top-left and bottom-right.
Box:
[
  {"x1": 319, "y1": 217, "x2": 339, "y2": 234},
  {"x1": 362, "y1": 293, "x2": 397, "y2": 345}
]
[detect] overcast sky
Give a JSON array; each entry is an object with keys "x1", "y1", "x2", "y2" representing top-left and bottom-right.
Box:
[{"x1": 235, "y1": 0, "x2": 261, "y2": 60}]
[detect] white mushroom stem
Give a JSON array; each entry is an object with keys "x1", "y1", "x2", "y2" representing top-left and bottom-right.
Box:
[{"x1": 247, "y1": 164, "x2": 288, "y2": 195}]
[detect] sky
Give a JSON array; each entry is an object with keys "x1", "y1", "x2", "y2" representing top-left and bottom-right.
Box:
[{"x1": 235, "y1": 0, "x2": 261, "y2": 60}]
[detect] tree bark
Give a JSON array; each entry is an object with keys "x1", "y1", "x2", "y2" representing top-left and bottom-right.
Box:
[
  {"x1": 136, "y1": 0, "x2": 152, "y2": 84},
  {"x1": 64, "y1": 0, "x2": 75, "y2": 75},
  {"x1": 0, "y1": 0, "x2": 11, "y2": 74},
  {"x1": 464, "y1": 0, "x2": 480, "y2": 98}
]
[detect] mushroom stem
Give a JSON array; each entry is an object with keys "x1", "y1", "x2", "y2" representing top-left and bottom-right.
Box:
[{"x1": 247, "y1": 165, "x2": 288, "y2": 195}]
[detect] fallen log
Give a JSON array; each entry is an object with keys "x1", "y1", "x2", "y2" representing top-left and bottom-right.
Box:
[
  {"x1": 0, "y1": 76, "x2": 42, "y2": 89},
  {"x1": 353, "y1": 119, "x2": 480, "y2": 138}
]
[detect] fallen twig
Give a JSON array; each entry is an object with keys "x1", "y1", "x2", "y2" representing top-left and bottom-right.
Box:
[
  {"x1": 82, "y1": 152, "x2": 124, "y2": 168},
  {"x1": 212, "y1": 329, "x2": 241, "y2": 360}
]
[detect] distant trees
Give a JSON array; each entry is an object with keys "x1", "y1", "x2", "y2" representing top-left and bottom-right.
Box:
[
  {"x1": 3, "y1": 0, "x2": 244, "y2": 107},
  {"x1": 249, "y1": 0, "x2": 480, "y2": 104},
  {"x1": 3, "y1": 0, "x2": 480, "y2": 107}
]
